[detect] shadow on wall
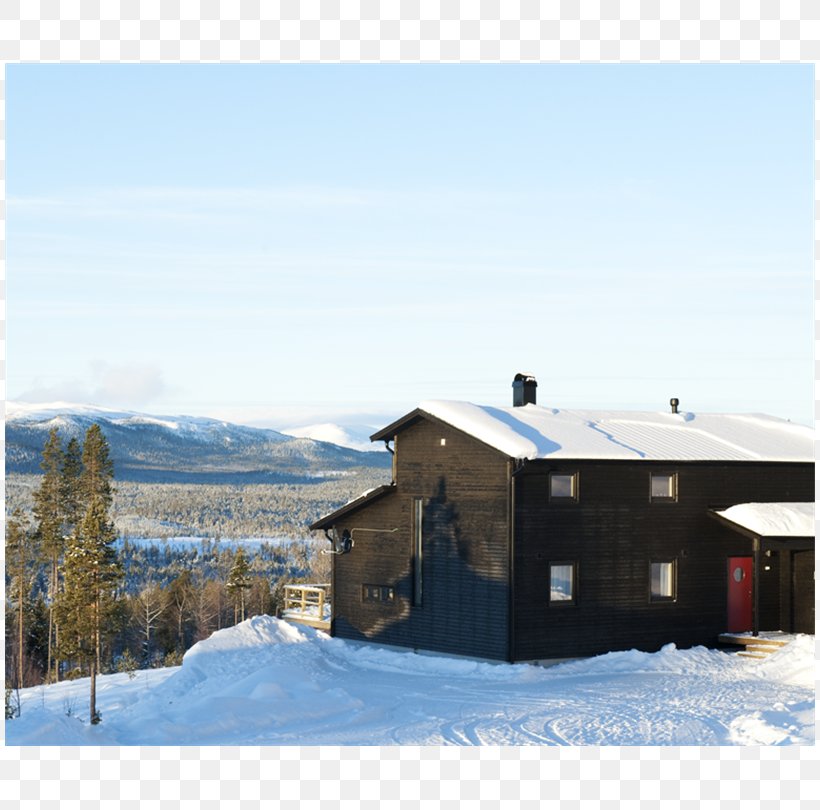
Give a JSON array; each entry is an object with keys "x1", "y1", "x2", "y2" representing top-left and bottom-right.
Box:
[{"x1": 334, "y1": 476, "x2": 511, "y2": 661}]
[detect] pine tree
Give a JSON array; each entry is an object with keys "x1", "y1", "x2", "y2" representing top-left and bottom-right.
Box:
[
  {"x1": 226, "y1": 548, "x2": 252, "y2": 623},
  {"x1": 32, "y1": 428, "x2": 65, "y2": 683},
  {"x1": 80, "y1": 424, "x2": 114, "y2": 509},
  {"x1": 55, "y1": 424, "x2": 121, "y2": 724},
  {"x1": 5, "y1": 510, "x2": 37, "y2": 691}
]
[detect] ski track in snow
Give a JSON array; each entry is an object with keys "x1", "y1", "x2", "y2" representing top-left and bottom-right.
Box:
[{"x1": 6, "y1": 616, "x2": 815, "y2": 746}]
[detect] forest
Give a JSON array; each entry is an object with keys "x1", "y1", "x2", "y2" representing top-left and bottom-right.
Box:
[
  {"x1": 6, "y1": 469, "x2": 390, "y2": 540},
  {"x1": 5, "y1": 425, "x2": 389, "y2": 720}
]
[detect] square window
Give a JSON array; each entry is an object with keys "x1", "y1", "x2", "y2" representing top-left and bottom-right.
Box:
[
  {"x1": 650, "y1": 561, "x2": 676, "y2": 601},
  {"x1": 549, "y1": 562, "x2": 576, "y2": 604},
  {"x1": 550, "y1": 472, "x2": 578, "y2": 501},
  {"x1": 650, "y1": 473, "x2": 677, "y2": 501}
]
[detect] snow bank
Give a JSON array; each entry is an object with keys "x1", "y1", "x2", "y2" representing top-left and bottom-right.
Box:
[
  {"x1": 6, "y1": 619, "x2": 815, "y2": 747},
  {"x1": 753, "y1": 635, "x2": 816, "y2": 688}
]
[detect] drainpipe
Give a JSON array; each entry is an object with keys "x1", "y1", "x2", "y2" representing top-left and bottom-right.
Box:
[
  {"x1": 384, "y1": 439, "x2": 396, "y2": 483},
  {"x1": 508, "y1": 459, "x2": 527, "y2": 663},
  {"x1": 752, "y1": 535, "x2": 760, "y2": 637}
]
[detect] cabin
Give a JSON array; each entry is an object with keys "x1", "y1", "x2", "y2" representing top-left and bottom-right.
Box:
[{"x1": 310, "y1": 375, "x2": 814, "y2": 663}]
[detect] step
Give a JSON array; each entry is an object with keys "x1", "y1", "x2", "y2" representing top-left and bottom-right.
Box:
[{"x1": 719, "y1": 634, "x2": 790, "y2": 649}]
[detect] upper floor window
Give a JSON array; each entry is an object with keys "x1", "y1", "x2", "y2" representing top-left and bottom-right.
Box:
[
  {"x1": 550, "y1": 472, "x2": 578, "y2": 502},
  {"x1": 650, "y1": 472, "x2": 677, "y2": 502}
]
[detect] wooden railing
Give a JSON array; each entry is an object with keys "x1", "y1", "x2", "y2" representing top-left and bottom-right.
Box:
[{"x1": 280, "y1": 584, "x2": 331, "y2": 628}]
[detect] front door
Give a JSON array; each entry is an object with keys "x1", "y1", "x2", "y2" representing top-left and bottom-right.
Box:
[{"x1": 727, "y1": 556, "x2": 753, "y2": 632}]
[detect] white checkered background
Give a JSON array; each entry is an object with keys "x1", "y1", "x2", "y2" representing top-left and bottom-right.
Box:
[{"x1": 1, "y1": 1, "x2": 818, "y2": 808}]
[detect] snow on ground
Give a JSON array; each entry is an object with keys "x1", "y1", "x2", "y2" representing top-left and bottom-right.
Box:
[{"x1": 5, "y1": 617, "x2": 815, "y2": 746}]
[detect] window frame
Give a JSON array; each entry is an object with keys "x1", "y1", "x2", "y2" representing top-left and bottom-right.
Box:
[
  {"x1": 549, "y1": 471, "x2": 579, "y2": 503},
  {"x1": 649, "y1": 471, "x2": 678, "y2": 503},
  {"x1": 548, "y1": 560, "x2": 578, "y2": 606},
  {"x1": 649, "y1": 560, "x2": 677, "y2": 603},
  {"x1": 362, "y1": 584, "x2": 396, "y2": 604}
]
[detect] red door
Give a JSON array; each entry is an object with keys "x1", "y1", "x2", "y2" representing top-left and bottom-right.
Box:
[{"x1": 727, "y1": 557, "x2": 753, "y2": 632}]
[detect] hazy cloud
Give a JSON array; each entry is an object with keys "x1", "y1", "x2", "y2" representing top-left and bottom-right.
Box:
[{"x1": 16, "y1": 362, "x2": 167, "y2": 409}]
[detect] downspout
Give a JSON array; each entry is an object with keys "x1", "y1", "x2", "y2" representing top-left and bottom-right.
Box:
[
  {"x1": 508, "y1": 459, "x2": 526, "y2": 663},
  {"x1": 384, "y1": 439, "x2": 396, "y2": 483},
  {"x1": 330, "y1": 526, "x2": 336, "y2": 636},
  {"x1": 752, "y1": 535, "x2": 760, "y2": 637}
]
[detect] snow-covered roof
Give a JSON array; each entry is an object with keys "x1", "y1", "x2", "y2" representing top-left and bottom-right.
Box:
[
  {"x1": 309, "y1": 484, "x2": 395, "y2": 530},
  {"x1": 714, "y1": 503, "x2": 815, "y2": 538},
  {"x1": 411, "y1": 401, "x2": 814, "y2": 462}
]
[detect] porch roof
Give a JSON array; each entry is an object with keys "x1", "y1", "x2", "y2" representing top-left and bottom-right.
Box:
[{"x1": 712, "y1": 502, "x2": 815, "y2": 538}]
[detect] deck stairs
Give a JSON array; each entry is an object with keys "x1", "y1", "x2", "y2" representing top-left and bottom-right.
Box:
[{"x1": 718, "y1": 633, "x2": 791, "y2": 659}]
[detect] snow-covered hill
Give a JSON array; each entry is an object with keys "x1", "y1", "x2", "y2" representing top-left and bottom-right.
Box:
[
  {"x1": 5, "y1": 402, "x2": 391, "y2": 483},
  {"x1": 6, "y1": 617, "x2": 814, "y2": 746},
  {"x1": 281, "y1": 422, "x2": 381, "y2": 453}
]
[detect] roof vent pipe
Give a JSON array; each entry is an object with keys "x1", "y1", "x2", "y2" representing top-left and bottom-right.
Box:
[
  {"x1": 513, "y1": 373, "x2": 537, "y2": 407},
  {"x1": 670, "y1": 398, "x2": 680, "y2": 414}
]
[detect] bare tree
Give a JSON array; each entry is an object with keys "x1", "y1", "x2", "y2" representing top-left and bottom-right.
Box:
[{"x1": 135, "y1": 584, "x2": 167, "y2": 666}]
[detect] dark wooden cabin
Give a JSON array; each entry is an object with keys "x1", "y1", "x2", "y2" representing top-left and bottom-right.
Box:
[{"x1": 310, "y1": 376, "x2": 814, "y2": 662}]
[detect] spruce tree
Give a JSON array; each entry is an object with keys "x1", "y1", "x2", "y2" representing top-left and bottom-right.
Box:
[{"x1": 61, "y1": 437, "x2": 84, "y2": 530}]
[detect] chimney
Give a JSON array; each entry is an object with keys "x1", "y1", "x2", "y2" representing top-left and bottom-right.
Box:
[
  {"x1": 512, "y1": 373, "x2": 537, "y2": 407},
  {"x1": 670, "y1": 397, "x2": 679, "y2": 414}
]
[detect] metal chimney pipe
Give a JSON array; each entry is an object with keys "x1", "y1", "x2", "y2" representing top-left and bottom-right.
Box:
[
  {"x1": 670, "y1": 398, "x2": 680, "y2": 414},
  {"x1": 513, "y1": 374, "x2": 537, "y2": 407}
]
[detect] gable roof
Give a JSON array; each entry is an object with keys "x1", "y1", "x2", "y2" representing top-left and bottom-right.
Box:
[
  {"x1": 712, "y1": 502, "x2": 815, "y2": 538},
  {"x1": 373, "y1": 401, "x2": 813, "y2": 462}
]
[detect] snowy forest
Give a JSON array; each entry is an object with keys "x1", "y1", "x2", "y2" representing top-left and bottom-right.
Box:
[{"x1": 5, "y1": 424, "x2": 384, "y2": 715}]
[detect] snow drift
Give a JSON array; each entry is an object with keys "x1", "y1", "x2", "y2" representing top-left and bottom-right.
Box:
[{"x1": 6, "y1": 616, "x2": 815, "y2": 746}]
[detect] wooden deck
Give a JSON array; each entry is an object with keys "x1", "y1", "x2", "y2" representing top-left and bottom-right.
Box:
[
  {"x1": 718, "y1": 632, "x2": 793, "y2": 659},
  {"x1": 279, "y1": 584, "x2": 331, "y2": 631}
]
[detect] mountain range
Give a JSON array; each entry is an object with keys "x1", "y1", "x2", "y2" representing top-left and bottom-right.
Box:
[{"x1": 5, "y1": 402, "x2": 391, "y2": 484}]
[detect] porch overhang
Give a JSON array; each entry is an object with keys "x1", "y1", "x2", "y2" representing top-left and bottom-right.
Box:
[
  {"x1": 709, "y1": 502, "x2": 814, "y2": 542},
  {"x1": 708, "y1": 502, "x2": 815, "y2": 638}
]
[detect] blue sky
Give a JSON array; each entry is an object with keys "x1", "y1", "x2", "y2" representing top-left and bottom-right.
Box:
[{"x1": 6, "y1": 64, "x2": 814, "y2": 428}]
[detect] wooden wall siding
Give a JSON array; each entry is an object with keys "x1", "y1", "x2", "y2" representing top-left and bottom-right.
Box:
[
  {"x1": 791, "y1": 550, "x2": 814, "y2": 634},
  {"x1": 332, "y1": 418, "x2": 512, "y2": 660},
  {"x1": 757, "y1": 550, "x2": 781, "y2": 631},
  {"x1": 512, "y1": 461, "x2": 813, "y2": 662}
]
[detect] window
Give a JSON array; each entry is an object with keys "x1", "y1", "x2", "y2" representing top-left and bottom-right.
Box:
[
  {"x1": 550, "y1": 472, "x2": 578, "y2": 501},
  {"x1": 650, "y1": 561, "x2": 676, "y2": 601},
  {"x1": 549, "y1": 562, "x2": 576, "y2": 604},
  {"x1": 362, "y1": 585, "x2": 395, "y2": 603},
  {"x1": 650, "y1": 472, "x2": 677, "y2": 502},
  {"x1": 412, "y1": 497, "x2": 423, "y2": 607}
]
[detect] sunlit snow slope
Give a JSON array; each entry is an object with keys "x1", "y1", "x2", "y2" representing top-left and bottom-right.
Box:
[{"x1": 6, "y1": 617, "x2": 814, "y2": 746}]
